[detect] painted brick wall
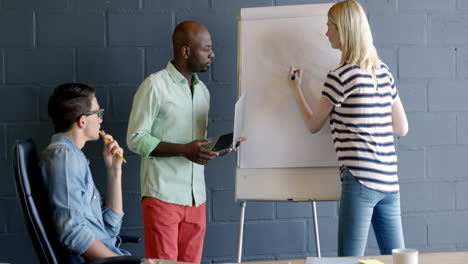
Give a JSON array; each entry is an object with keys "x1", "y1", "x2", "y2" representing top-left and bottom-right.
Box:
[{"x1": 0, "y1": 0, "x2": 467, "y2": 263}]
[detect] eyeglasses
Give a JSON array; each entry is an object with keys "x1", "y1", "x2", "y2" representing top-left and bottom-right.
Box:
[{"x1": 82, "y1": 109, "x2": 104, "y2": 119}]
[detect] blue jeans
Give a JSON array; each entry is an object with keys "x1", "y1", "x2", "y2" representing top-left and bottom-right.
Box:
[{"x1": 338, "y1": 166, "x2": 405, "y2": 256}]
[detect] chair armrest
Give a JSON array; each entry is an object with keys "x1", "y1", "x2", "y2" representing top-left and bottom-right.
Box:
[
  {"x1": 89, "y1": 256, "x2": 144, "y2": 264},
  {"x1": 120, "y1": 235, "x2": 142, "y2": 244}
]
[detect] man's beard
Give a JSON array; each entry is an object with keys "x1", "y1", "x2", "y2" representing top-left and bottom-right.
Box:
[{"x1": 188, "y1": 58, "x2": 209, "y2": 73}]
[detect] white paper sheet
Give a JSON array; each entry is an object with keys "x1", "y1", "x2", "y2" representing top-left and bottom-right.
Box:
[
  {"x1": 234, "y1": 94, "x2": 246, "y2": 144},
  {"x1": 238, "y1": 5, "x2": 340, "y2": 169}
]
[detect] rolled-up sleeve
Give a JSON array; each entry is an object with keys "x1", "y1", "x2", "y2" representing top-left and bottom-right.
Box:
[
  {"x1": 54, "y1": 209, "x2": 94, "y2": 255},
  {"x1": 127, "y1": 77, "x2": 161, "y2": 158},
  {"x1": 102, "y1": 204, "x2": 123, "y2": 237},
  {"x1": 41, "y1": 147, "x2": 95, "y2": 256}
]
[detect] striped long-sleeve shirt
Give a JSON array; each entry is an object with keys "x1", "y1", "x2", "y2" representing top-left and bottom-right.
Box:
[{"x1": 322, "y1": 62, "x2": 399, "y2": 192}]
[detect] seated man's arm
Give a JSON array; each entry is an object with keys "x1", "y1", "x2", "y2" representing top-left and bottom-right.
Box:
[
  {"x1": 81, "y1": 239, "x2": 119, "y2": 261},
  {"x1": 101, "y1": 134, "x2": 125, "y2": 236},
  {"x1": 102, "y1": 134, "x2": 124, "y2": 215},
  {"x1": 41, "y1": 145, "x2": 118, "y2": 260}
]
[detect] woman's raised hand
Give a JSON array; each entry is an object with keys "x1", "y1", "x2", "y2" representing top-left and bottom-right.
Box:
[{"x1": 289, "y1": 66, "x2": 303, "y2": 87}]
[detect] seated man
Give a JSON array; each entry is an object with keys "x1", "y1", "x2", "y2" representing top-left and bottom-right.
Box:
[{"x1": 39, "y1": 83, "x2": 130, "y2": 263}]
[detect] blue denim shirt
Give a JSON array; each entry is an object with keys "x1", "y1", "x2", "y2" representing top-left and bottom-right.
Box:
[{"x1": 39, "y1": 135, "x2": 130, "y2": 260}]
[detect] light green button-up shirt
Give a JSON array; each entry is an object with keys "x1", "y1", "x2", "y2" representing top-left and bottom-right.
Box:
[{"x1": 127, "y1": 61, "x2": 210, "y2": 207}]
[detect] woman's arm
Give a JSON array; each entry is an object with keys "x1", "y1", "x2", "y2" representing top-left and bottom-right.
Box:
[
  {"x1": 391, "y1": 95, "x2": 409, "y2": 136},
  {"x1": 289, "y1": 67, "x2": 334, "y2": 133}
]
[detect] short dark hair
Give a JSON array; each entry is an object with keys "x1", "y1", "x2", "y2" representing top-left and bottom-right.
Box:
[{"x1": 48, "y1": 83, "x2": 95, "y2": 133}]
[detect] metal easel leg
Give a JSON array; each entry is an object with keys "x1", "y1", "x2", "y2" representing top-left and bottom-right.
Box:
[
  {"x1": 312, "y1": 201, "x2": 321, "y2": 257},
  {"x1": 237, "y1": 201, "x2": 247, "y2": 263}
]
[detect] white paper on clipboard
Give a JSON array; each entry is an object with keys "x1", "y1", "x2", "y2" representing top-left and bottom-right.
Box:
[{"x1": 233, "y1": 94, "x2": 246, "y2": 144}]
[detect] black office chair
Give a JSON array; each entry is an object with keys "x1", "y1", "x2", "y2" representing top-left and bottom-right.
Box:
[{"x1": 12, "y1": 139, "x2": 143, "y2": 264}]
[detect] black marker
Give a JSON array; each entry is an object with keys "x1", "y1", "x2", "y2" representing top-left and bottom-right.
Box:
[{"x1": 291, "y1": 71, "x2": 298, "y2": 80}]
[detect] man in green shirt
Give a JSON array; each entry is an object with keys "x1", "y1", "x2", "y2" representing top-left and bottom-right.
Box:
[{"x1": 127, "y1": 21, "x2": 217, "y2": 263}]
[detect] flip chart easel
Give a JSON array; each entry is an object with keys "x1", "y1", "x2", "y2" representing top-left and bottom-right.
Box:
[
  {"x1": 235, "y1": 168, "x2": 340, "y2": 261},
  {"x1": 235, "y1": 4, "x2": 341, "y2": 262}
]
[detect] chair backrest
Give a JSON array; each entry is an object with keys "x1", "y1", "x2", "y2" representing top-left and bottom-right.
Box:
[{"x1": 12, "y1": 139, "x2": 67, "y2": 264}]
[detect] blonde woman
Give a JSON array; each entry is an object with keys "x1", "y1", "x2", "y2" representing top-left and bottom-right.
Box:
[{"x1": 288, "y1": 0, "x2": 408, "y2": 257}]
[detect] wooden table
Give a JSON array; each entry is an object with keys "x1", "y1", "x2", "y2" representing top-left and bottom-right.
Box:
[
  {"x1": 150, "y1": 259, "x2": 191, "y2": 264},
  {"x1": 230, "y1": 251, "x2": 468, "y2": 264}
]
